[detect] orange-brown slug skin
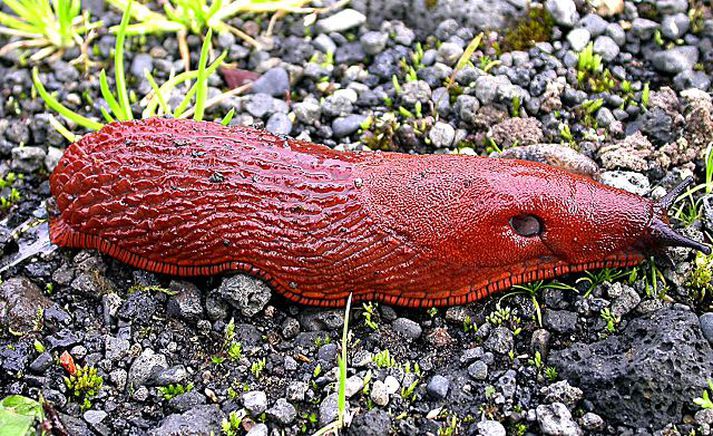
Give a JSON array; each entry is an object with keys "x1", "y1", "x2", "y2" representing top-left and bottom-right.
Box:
[{"x1": 49, "y1": 118, "x2": 706, "y2": 307}]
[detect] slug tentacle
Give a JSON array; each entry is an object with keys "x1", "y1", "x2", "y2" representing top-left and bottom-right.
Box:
[{"x1": 48, "y1": 118, "x2": 709, "y2": 308}]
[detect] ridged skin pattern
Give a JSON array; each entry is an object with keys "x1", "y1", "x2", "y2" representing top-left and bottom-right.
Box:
[{"x1": 50, "y1": 118, "x2": 661, "y2": 307}]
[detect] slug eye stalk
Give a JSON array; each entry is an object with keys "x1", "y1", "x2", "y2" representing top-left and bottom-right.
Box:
[{"x1": 652, "y1": 177, "x2": 711, "y2": 255}]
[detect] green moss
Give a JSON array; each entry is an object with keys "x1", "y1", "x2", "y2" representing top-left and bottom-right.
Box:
[
  {"x1": 502, "y1": 6, "x2": 554, "y2": 51},
  {"x1": 65, "y1": 365, "x2": 103, "y2": 410},
  {"x1": 688, "y1": 252, "x2": 713, "y2": 302}
]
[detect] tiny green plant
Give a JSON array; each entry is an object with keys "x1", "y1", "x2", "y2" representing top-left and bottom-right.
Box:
[
  {"x1": 361, "y1": 301, "x2": 379, "y2": 330},
  {"x1": 158, "y1": 382, "x2": 194, "y2": 400},
  {"x1": 694, "y1": 379, "x2": 713, "y2": 410},
  {"x1": 641, "y1": 82, "x2": 650, "y2": 109},
  {"x1": 544, "y1": 366, "x2": 558, "y2": 382},
  {"x1": 446, "y1": 32, "x2": 483, "y2": 88},
  {"x1": 577, "y1": 267, "x2": 631, "y2": 297},
  {"x1": 688, "y1": 251, "x2": 713, "y2": 303},
  {"x1": 0, "y1": 0, "x2": 101, "y2": 62},
  {"x1": 250, "y1": 357, "x2": 266, "y2": 378},
  {"x1": 0, "y1": 395, "x2": 45, "y2": 436},
  {"x1": 221, "y1": 410, "x2": 245, "y2": 436},
  {"x1": 505, "y1": 280, "x2": 575, "y2": 327},
  {"x1": 65, "y1": 365, "x2": 103, "y2": 410},
  {"x1": 528, "y1": 351, "x2": 543, "y2": 369},
  {"x1": 599, "y1": 307, "x2": 619, "y2": 333},
  {"x1": 372, "y1": 349, "x2": 396, "y2": 368}
]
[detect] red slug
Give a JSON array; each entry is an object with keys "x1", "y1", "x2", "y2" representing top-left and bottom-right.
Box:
[{"x1": 49, "y1": 118, "x2": 709, "y2": 308}]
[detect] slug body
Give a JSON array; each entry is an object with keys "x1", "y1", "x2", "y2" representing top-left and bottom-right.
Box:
[{"x1": 49, "y1": 118, "x2": 707, "y2": 307}]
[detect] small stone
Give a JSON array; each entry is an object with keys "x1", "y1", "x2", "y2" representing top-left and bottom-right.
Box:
[
  {"x1": 476, "y1": 420, "x2": 507, "y2": 436},
  {"x1": 242, "y1": 391, "x2": 268, "y2": 416},
  {"x1": 0, "y1": 277, "x2": 52, "y2": 332},
  {"x1": 246, "y1": 93, "x2": 276, "y2": 118},
  {"x1": 596, "y1": 107, "x2": 615, "y2": 127},
  {"x1": 383, "y1": 376, "x2": 399, "y2": 394},
  {"x1": 541, "y1": 380, "x2": 584, "y2": 407},
  {"x1": 246, "y1": 423, "x2": 268, "y2": 436},
  {"x1": 104, "y1": 335, "x2": 130, "y2": 361},
  {"x1": 167, "y1": 281, "x2": 203, "y2": 322},
  {"x1": 293, "y1": 98, "x2": 321, "y2": 124},
  {"x1": 286, "y1": 381, "x2": 307, "y2": 401},
  {"x1": 266, "y1": 113, "x2": 292, "y2": 136},
  {"x1": 475, "y1": 75, "x2": 508, "y2": 105},
  {"x1": 344, "y1": 376, "x2": 364, "y2": 398},
  {"x1": 347, "y1": 409, "x2": 392, "y2": 436},
  {"x1": 360, "y1": 31, "x2": 388, "y2": 55},
  {"x1": 313, "y1": 34, "x2": 336, "y2": 54},
  {"x1": 29, "y1": 352, "x2": 53, "y2": 373},
  {"x1": 152, "y1": 365, "x2": 188, "y2": 386},
  {"x1": 579, "y1": 13, "x2": 608, "y2": 36},
  {"x1": 608, "y1": 283, "x2": 641, "y2": 317},
  {"x1": 598, "y1": 171, "x2": 650, "y2": 196},
  {"x1": 148, "y1": 405, "x2": 222, "y2": 436},
  {"x1": 546, "y1": 0, "x2": 579, "y2": 27},
  {"x1": 400, "y1": 80, "x2": 431, "y2": 107},
  {"x1": 251, "y1": 67, "x2": 289, "y2": 97},
  {"x1": 632, "y1": 18, "x2": 659, "y2": 40},
  {"x1": 130, "y1": 54, "x2": 153, "y2": 77},
  {"x1": 652, "y1": 46, "x2": 699, "y2": 74},
  {"x1": 488, "y1": 118, "x2": 544, "y2": 148},
  {"x1": 467, "y1": 360, "x2": 488, "y2": 380},
  {"x1": 83, "y1": 410, "x2": 108, "y2": 425},
  {"x1": 12, "y1": 146, "x2": 46, "y2": 173},
  {"x1": 370, "y1": 380, "x2": 389, "y2": 406},
  {"x1": 319, "y1": 393, "x2": 346, "y2": 427},
  {"x1": 457, "y1": 95, "x2": 481, "y2": 125},
  {"x1": 217, "y1": 274, "x2": 271, "y2": 317},
  {"x1": 567, "y1": 28, "x2": 591, "y2": 52},
  {"x1": 391, "y1": 317, "x2": 422, "y2": 339},
  {"x1": 484, "y1": 327, "x2": 514, "y2": 354},
  {"x1": 661, "y1": 13, "x2": 690, "y2": 40},
  {"x1": 110, "y1": 368, "x2": 127, "y2": 390},
  {"x1": 536, "y1": 403, "x2": 583, "y2": 436},
  {"x1": 437, "y1": 42, "x2": 464, "y2": 66},
  {"x1": 266, "y1": 398, "x2": 296, "y2": 425},
  {"x1": 45, "y1": 147, "x2": 63, "y2": 172},
  {"x1": 579, "y1": 412, "x2": 604, "y2": 431},
  {"x1": 133, "y1": 385, "x2": 149, "y2": 402},
  {"x1": 543, "y1": 310, "x2": 578, "y2": 334},
  {"x1": 429, "y1": 122, "x2": 456, "y2": 148},
  {"x1": 128, "y1": 348, "x2": 168, "y2": 388},
  {"x1": 606, "y1": 23, "x2": 626, "y2": 46},
  {"x1": 700, "y1": 313, "x2": 713, "y2": 345},
  {"x1": 593, "y1": 35, "x2": 619, "y2": 62},
  {"x1": 426, "y1": 375, "x2": 449, "y2": 399},
  {"x1": 332, "y1": 114, "x2": 367, "y2": 138},
  {"x1": 316, "y1": 9, "x2": 366, "y2": 33}
]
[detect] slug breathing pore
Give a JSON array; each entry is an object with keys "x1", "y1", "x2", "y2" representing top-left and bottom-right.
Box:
[{"x1": 48, "y1": 118, "x2": 710, "y2": 307}]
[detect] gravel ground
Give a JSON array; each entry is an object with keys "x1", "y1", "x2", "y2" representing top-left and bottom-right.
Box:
[{"x1": 1, "y1": 0, "x2": 713, "y2": 435}]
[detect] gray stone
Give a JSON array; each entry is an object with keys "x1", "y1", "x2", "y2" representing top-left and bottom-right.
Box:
[
  {"x1": 360, "y1": 31, "x2": 388, "y2": 55},
  {"x1": 167, "y1": 281, "x2": 203, "y2": 322},
  {"x1": 632, "y1": 18, "x2": 659, "y2": 40},
  {"x1": 346, "y1": 409, "x2": 391, "y2": 436},
  {"x1": 251, "y1": 68, "x2": 289, "y2": 97},
  {"x1": 437, "y1": 42, "x2": 464, "y2": 66},
  {"x1": 476, "y1": 420, "x2": 506, "y2": 436},
  {"x1": 652, "y1": 46, "x2": 699, "y2": 74},
  {"x1": 567, "y1": 28, "x2": 591, "y2": 52},
  {"x1": 579, "y1": 13, "x2": 608, "y2": 36},
  {"x1": 400, "y1": 80, "x2": 431, "y2": 107},
  {"x1": 286, "y1": 381, "x2": 308, "y2": 401},
  {"x1": 152, "y1": 365, "x2": 188, "y2": 386},
  {"x1": 546, "y1": 0, "x2": 579, "y2": 27},
  {"x1": 428, "y1": 122, "x2": 456, "y2": 148},
  {"x1": 332, "y1": 114, "x2": 367, "y2": 138},
  {"x1": 319, "y1": 393, "x2": 346, "y2": 427},
  {"x1": 322, "y1": 93, "x2": 353, "y2": 117},
  {"x1": 484, "y1": 327, "x2": 513, "y2": 354},
  {"x1": 246, "y1": 93, "x2": 277, "y2": 118},
  {"x1": 392, "y1": 317, "x2": 422, "y2": 339},
  {"x1": 426, "y1": 375, "x2": 449, "y2": 399},
  {"x1": 606, "y1": 23, "x2": 626, "y2": 46},
  {"x1": 104, "y1": 335, "x2": 130, "y2": 361},
  {"x1": 148, "y1": 405, "x2": 223, "y2": 436},
  {"x1": 168, "y1": 391, "x2": 207, "y2": 413},
  {"x1": 661, "y1": 13, "x2": 690, "y2": 39},
  {"x1": 550, "y1": 306, "x2": 713, "y2": 428},
  {"x1": 596, "y1": 107, "x2": 615, "y2": 127},
  {"x1": 488, "y1": 117, "x2": 544, "y2": 148},
  {"x1": 370, "y1": 380, "x2": 389, "y2": 406},
  {"x1": 536, "y1": 403, "x2": 582, "y2": 436},
  {"x1": 293, "y1": 98, "x2": 321, "y2": 124},
  {"x1": 83, "y1": 410, "x2": 108, "y2": 425},
  {"x1": 266, "y1": 398, "x2": 296, "y2": 425},
  {"x1": 313, "y1": 34, "x2": 336, "y2": 54},
  {"x1": 475, "y1": 75, "x2": 509, "y2": 105},
  {"x1": 130, "y1": 54, "x2": 153, "y2": 77},
  {"x1": 0, "y1": 277, "x2": 52, "y2": 332},
  {"x1": 544, "y1": 310, "x2": 578, "y2": 334},
  {"x1": 242, "y1": 391, "x2": 268, "y2": 416},
  {"x1": 598, "y1": 171, "x2": 650, "y2": 196},
  {"x1": 540, "y1": 380, "x2": 583, "y2": 407},
  {"x1": 45, "y1": 146, "x2": 63, "y2": 172},
  {"x1": 266, "y1": 113, "x2": 292, "y2": 136},
  {"x1": 246, "y1": 423, "x2": 268, "y2": 436},
  {"x1": 579, "y1": 412, "x2": 604, "y2": 431},
  {"x1": 656, "y1": 0, "x2": 689, "y2": 14},
  {"x1": 344, "y1": 376, "x2": 363, "y2": 398},
  {"x1": 12, "y1": 146, "x2": 46, "y2": 173},
  {"x1": 217, "y1": 274, "x2": 271, "y2": 317},
  {"x1": 593, "y1": 35, "x2": 619, "y2": 62},
  {"x1": 128, "y1": 348, "x2": 168, "y2": 388},
  {"x1": 316, "y1": 9, "x2": 366, "y2": 33},
  {"x1": 29, "y1": 352, "x2": 53, "y2": 373},
  {"x1": 467, "y1": 360, "x2": 488, "y2": 380},
  {"x1": 607, "y1": 282, "x2": 640, "y2": 317},
  {"x1": 700, "y1": 312, "x2": 713, "y2": 345},
  {"x1": 457, "y1": 95, "x2": 481, "y2": 125}
]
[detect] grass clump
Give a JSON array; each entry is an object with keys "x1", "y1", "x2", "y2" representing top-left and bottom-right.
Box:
[
  {"x1": 576, "y1": 43, "x2": 616, "y2": 92},
  {"x1": 158, "y1": 383, "x2": 194, "y2": 400},
  {"x1": 32, "y1": 1, "x2": 241, "y2": 141},
  {"x1": 688, "y1": 252, "x2": 713, "y2": 303},
  {"x1": 65, "y1": 365, "x2": 104, "y2": 410},
  {"x1": 0, "y1": 0, "x2": 102, "y2": 62},
  {"x1": 501, "y1": 6, "x2": 554, "y2": 51}
]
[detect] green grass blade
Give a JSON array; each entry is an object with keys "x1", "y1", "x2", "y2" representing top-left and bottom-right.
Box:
[
  {"x1": 219, "y1": 108, "x2": 235, "y2": 125},
  {"x1": 193, "y1": 28, "x2": 212, "y2": 121},
  {"x1": 99, "y1": 69, "x2": 124, "y2": 120},
  {"x1": 99, "y1": 106, "x2": 116, "y2": 123},
  {"x1": 114, "y1": 1, "x2": 133, "y2": 120},
  {"x1": 144, "y1": 69, "x2": 171, "y2": 116},
  {"x1": 32, "y1": 68, "x2": 104, "y2": 131},
  {"x1": 338, "y1": 293, "x2": 351, "y2": 427},
  {"x1": 47, "y1": 114, "x2": 77, "y2": 143},
  {"x1": 174, "y1": 83, "x2": 197, "y2": 119}
]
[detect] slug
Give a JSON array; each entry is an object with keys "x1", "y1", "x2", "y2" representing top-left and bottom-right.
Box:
[{"x1": 49, "y1": 118, "x2": 709, "y2": 308}]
